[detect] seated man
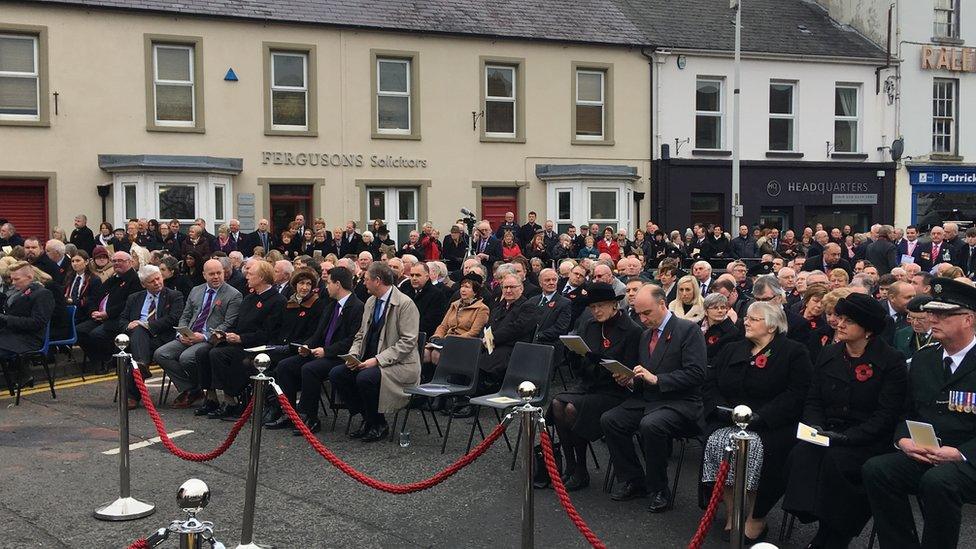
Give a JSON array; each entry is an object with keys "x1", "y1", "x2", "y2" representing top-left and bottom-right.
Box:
[
  {"x1": 0, "y1": 262, "x2": 55, "y2": 384},
  {"x1": 200, "y1": 260, "x2": 285, "y2": 420},
  {"x1": 864, "y1": 277, "x2": 976, "y2": 549},
  {"x1": 154, "y1": 259, "x2": 241, "y2": 409},
  {"x1": 329, "y1": 262, "x2": 420, "y2": 442},
  {"x1": 402, "y1": 262, "x2": 448, "y2": 339},
  {"x1": 120, "y1": 265, "x2": 185, "y2": 409},
  {"x1": 267, "y1": 267, "x2": 364, "y2": 433},
  {"x1": 601, "y1": 284, "x2": 707, "y2": 513},
  {"x1": 76, "y1": 252, "x2": 141, "y2": 369}
]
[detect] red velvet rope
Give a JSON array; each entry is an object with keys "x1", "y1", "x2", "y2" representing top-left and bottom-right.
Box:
[
  {"x1": 127, "y1": 539, "x2": 149, "y2": 549},
  {"x1": 277, "y1": 391, "x2": 507, "y2": 494},
  {"x1": 687, "y1": 458, "x2": 730, "y2": 549},
  {"x1": 132, "y1": 367, "x2": 253, "y2": 462},
  {"x1": 539, "y1": 431, "x2": 607, "y2": 549}
]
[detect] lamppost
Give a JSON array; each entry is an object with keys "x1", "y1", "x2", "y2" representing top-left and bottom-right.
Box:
[{"x1": 731, "y1": 0, "x2": 743, "y2": 230}]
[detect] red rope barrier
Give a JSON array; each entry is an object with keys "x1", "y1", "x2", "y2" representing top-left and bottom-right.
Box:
[
  {"x1": 126, "y1": 538, "x2": 149, "y2": 549},
  {"x1": 278, "y1": 392, "x2": 507, "y2": 494},
  {"x1": 132, "y1": 367, "x2": 253, "y2": 462},
  {"x1": 539, "y1": 431, "x2": 607, "y2": 549},
  {"x1": 687, "y1": 458, "x2": 730, "y2": 549}
]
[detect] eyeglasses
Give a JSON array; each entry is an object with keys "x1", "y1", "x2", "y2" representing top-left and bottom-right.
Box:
[
  {"x1": 753, "y1": 294, "x2": 778, "y2": 302},
  {"x1": 501, "y1": 285, "x2": 520, "y2": 290},
  {"x1": 743, "y1": 315, "x2": 765, "y2": 323}
]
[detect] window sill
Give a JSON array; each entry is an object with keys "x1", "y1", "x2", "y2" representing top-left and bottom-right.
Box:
[
  {"x1": 371, "y1": 132, "x2": 422, "y2": 141},
  {"x1": 692, "y1": 149, "x2": 731, "y2": 157},
  {"x1": 265, "y1": 129, "x2": 319, "y2": 137},
  {"x1": 0, "y1": 118, "x2": 49, "y2": 128},
  {"x1": 481, "y1": 135, "x2": 526, "y2": 144},
  {"x1": 830, "y1": 152, "x2": 868, "y2": 160},
  {"x1": 931, "y1": 36, "x2": 965, "y2": 46},
  {"x1": 148, "y1": 125, "x2": 205, "y2": 134},
  {"x1": 765, "y1": 151, "x2": 804, "y2": 159},
  {"x1": 929, "y1": 153, "x2": 965, "y2": 162},
  {"x1": 572, "y1": 138, "x2": 615, "y2": 146}
]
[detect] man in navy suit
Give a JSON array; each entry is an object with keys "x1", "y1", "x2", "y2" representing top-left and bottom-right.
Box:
[
  {"x1": 267, "y1": 267, "x2": 365, "y2": 433},
  {"x1": 472, "y1": 221, "x2": 501, "y2": 272},
  {"x1": 243, "y1": 218, "x2": 276, "y2": 257},
  {"x1": 913, "y1": 225, "x2": 953, "y2": 273},
  {"x1": 533, "y1": 269, "x2": 571, "y2": 345},
  {"x1": 601, "y1": 284, "x2": 707, "y2": 513},
  {"x1": 120, "y1": 265, "x2": 185, "y2": 408}
]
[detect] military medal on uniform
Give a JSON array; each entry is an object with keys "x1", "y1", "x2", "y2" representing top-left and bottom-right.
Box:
[
  {"x1": 966, "y1": 392, "x2": 975, "y2": 414},
  {"x1": 949, "y1": 390, "x2": 959, "y2": 412}
]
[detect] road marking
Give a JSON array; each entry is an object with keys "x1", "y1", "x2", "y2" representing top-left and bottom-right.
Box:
[
  {"x1": 1, "y1": 367, "x2": 163, "y2": 400},
  {"x1": 102, "y1": 430, "x2": 194, "y2": 455}
]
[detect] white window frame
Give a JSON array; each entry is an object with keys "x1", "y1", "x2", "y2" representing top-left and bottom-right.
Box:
[
  {"x1": 555, "y1": 188, "x2": 574, "y2": 234},
  {"x1": 366, "y1": 187, "x2": 419, "y2": 244},
  {"x1": 768, "y1": 81, "x2": 797, "y2": 152},
  {"x1": 588, "y1": 188, "x2": 620, "y2": 231},
  {"x1": 575, "y1": 69, "x2": 605, "y2": 140},
  {"x1": 485, "y1": 64, "x2": 517, "y2": 138},
  {"x1": 932, "y1": 78, "x2": 957, "y2": 154},
  {"x1": 122, "y1": 183, "x2": 139, "y2": 221},
  {"x1": 0, "y1": 33, "x2": 40, "y2": 121},
  {"x1": 695, "y1": 78, "x2": 724, "y2": 150},
  {"x1": 152, "y1": 43, "x2": 195, "y2": 127},
  {"x1": 111, "y1": 173, "x2": 232, "y2": 228},
  {"x1": 376, "y1": 58, "x2": 411, "y2": 135},
  {"x1": 546, "y1": 181, "x2": 633, "y2": 236},
  {"x1": 270, "y1": 51, "x2": 309, "y2": 131},
  {"x1": 155, "y1": 182, "x2": 200, "y2": 226},
  {"x1": 934, "y1": 0, "x2": 959, "y2": 38},
  {"x1": 213, "y1": 183, "x2": 227, "y2": 226},
  {"x1": 834, "y1": 85, "x2": 860, "y2": 153}
]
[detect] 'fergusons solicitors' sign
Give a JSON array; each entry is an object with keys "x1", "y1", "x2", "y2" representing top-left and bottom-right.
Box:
[{"x1": 261, "y1": 151, "x2": 428, "y2": 168}]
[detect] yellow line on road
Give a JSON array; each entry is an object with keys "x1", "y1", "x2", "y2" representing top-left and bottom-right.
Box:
[{"x1": 1, "y1": 367, "x2": 163, "y2": 400}]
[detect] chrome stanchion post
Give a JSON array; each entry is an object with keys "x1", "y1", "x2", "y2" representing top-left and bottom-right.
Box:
[
  {"x1": 729, "y1": 405, "x2": 757, "y2": 549},
  {"x1": 94, "y1": 334, "x2": 156, "y2": 521},
  {"x1": 173, "y1": 479, "x2": 226, "y2": 549},
  {"x1": 235, "y1": 353, "x2": 274, "y2": 549},
  {"x1": 517, "y1": 381, "x2": 540, "y2": 549}
]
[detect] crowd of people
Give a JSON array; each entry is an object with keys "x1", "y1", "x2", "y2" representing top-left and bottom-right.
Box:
[{"x1": 1, "y1": 211, "x2": 975, "y2": 548}]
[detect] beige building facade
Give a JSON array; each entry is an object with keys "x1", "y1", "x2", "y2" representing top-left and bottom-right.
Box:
[{"x1": 0, "y1": 2, "x2": 652, "y2": 241}]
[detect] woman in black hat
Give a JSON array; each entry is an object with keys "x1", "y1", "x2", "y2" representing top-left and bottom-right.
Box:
[
  {"x1": 545, "y1": 282, "x2": 643, "y2": 491},
  {"x1": 782, "y1": 293, "x2": 908, "y2": 548}
]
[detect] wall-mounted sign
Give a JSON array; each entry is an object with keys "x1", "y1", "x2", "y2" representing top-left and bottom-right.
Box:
[
  {"x1": 261, "y1": 151, "x2": 428, "y2": 168},
  {"x1": 921, "y1": 45, "x2": 976, "y2": 73},
  {"x1": 833, "y1": 193, "x2": 878, "y2": 205}
]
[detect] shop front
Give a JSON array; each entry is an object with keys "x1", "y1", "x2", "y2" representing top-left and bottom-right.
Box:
[
  {"x1": 652, "y1": 159, "x2": 895, "y2": 232},
  {"x1": 907, "y1": 164, "x2": 976, "y2": 227}
]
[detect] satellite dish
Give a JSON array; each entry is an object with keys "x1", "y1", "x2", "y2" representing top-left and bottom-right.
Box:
[{"x1": 890, "y1": 138, "x2": 904, "y2": 161}]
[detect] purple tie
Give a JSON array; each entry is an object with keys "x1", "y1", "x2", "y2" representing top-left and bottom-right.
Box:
[
  {"x1": 323, "y1": 303, "x2": 342, "y2": 345},
  {"x1": 191, "y1": 288, "x2": 216, "y2": 333}
]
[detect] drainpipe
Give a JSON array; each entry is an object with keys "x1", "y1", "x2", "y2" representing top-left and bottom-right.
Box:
[{"x1": 641, "y1": 47, "x2": 660, "y2": 225}]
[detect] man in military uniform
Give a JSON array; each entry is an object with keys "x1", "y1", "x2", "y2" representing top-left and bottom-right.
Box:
[
  {"x1": 863, "y1": 277, "x2": 976, "y2": 549},
  {"x1": 893, "y1": 295, "x2": 934, "y2": 360}
]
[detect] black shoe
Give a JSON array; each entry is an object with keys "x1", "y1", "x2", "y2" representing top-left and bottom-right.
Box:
[
  {"x1": 18, "y1": 376, "x2": 35, "y2": 389},
  {"x1": 262, "y1": 406, "x2": 281, "y2": 425},
  {"x1": 563, "y1": 470, "x2": 590, "y2": 491},
  {"x1": 610, "y1": 481, "x2": 649, "y2": 501},
  {"x1": 348, "y1": 421, "x2": 370, "y2": 439},
  {"x1": 647, "y1": 488, "x2": 671, "y2": 513},
  {"x1": 451, "y1": 405, "x2": 477, "y2": 419},
  {"x1": 362, "y1": 424, "x2": 390, "y2": 442},
  {"x1": 194, "y1": 400, "x2": 220, "y2": 416},
  {"x1": 218, "y1": 402, "x2": 246, "y2": 421},
  {"x1": 300, "y1": 416, "x2": 322, "y2": 435},
  {"x1": 265, "y1": 415, "x2": 293, "y2": 430}
]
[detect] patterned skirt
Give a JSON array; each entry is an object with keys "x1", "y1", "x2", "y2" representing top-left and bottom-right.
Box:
[{"x1": 701, "y1": 426, "x2": 765, "y2": 491}]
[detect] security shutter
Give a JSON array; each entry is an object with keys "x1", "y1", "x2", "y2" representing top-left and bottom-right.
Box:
[{"x1": 0, "y1": 179, "x2": 49, "y2": 240}]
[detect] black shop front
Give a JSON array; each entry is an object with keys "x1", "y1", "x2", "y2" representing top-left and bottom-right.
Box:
[{"x1": 651, "y1": 159, "x2": 896, "y2": 232}]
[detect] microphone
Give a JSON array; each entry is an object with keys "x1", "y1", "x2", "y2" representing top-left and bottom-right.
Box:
[{"x1": 460, "y1": 208, "x2": 476, "y2": 218}]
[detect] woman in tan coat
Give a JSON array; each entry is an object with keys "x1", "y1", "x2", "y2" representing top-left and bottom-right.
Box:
[
  {"x1": 424, "y1": 272, "x2": 489, "y2": 365},
  {"x1": 669, "y1": 274, "x2": 706, "y2": 323}
]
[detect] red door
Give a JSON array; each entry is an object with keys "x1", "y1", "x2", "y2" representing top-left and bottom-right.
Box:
[
  {"x1": 481, "y1": 188, "x2": 518, "y2": 232},
  {"x1": 0, "y1": 180, "x2": 49, "y2": 240}
]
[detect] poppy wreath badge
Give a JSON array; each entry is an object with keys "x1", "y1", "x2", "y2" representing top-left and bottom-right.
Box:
[
  {"x1": 707, "y1": 335, "x2": 719, "y2": 345},
  {"x1": 752, "y1": 349, "x2": 771, "y2": 369},
  {"x1": 854, "y1": 363, "x2": 874, "y2": 382},
  {"x1": 299, "y1": 310, "x2": 307, "y2": 317},
  {"x1": 256, "y1": 301, "x2": 263, "y2": 309},
  {"x1": 820, "y1": 335, "x2": 829, "y2": 346}
]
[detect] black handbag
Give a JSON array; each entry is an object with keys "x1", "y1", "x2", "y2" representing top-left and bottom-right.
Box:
[{"x1": 532, "y1": 439, "x2": 563, "y2": 488}]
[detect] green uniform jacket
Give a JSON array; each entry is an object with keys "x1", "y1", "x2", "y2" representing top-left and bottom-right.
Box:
[
  {"x1": 893, "y1": 325, "x2": 932, "y2": 359},
  {"x1": 894, "y1": 343, "x2": 976, "y2": 462}
]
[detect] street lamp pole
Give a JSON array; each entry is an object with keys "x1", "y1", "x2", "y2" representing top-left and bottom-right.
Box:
[{"x1": 731, "y1": 0, "x2": 743, "y2": 230}]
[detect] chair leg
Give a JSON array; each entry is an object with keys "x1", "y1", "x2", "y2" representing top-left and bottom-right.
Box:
[
  {"x1": 440, "y1": 409, "x2": 456, "y2": 455},
  {"x1": 389, "y1": 410, "x2": 400, "y2": 442},
  {"x1": 428, "y1": 407, "x2": 443, "y2": 437},
  {"x1": 157, "y1": 372, "x2": 167, "y2": 405},
  {"x1": 418, "y1": 408, "x2": 432, "y2": 435},
  {"x1": 400, "y1": 408, "x2": 412, "y2": 438},
  {"x1": 1, "y1": 360, "x2": 15, "y2": 397},
  {"x1": 509, "y1": 423, "x2": 524, "y2": 471},
  {"x1": 867, "y1": 522, "x2": 877, "y2": 549},
  {"x1": 492, "y1": 408, "x2": 513, "y2": 452},
  {"x1": 113, "y1": 380, "x2": 119, "y2": 403},
  {"x1": 40, "y1": 358, "x2": 56, "y2": 399},
  {"x1": 465, "y1": 407, "x2": 483, "y2": 454},
  {"x1": 588, "y1": 442, "x2": 601, "y2": 470},
  {"x1": 668, "y1": 438, "x2": 687, "y2": 510},
  {"x1": 603, "y1": 459, "x2": 615, "y2": 493}
]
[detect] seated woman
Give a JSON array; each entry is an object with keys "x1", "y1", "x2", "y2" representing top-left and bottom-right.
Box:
[
  {"x1": 524, "y1": 231, "x2": 550, "y2": 267},
  {"x1": 782, "y1": 294, "x2": 907, "y2": 548},
  {"x1": 269, "y1": 268, "x2": 325, "y2": 364},
  {"x1": 577, "y1": 235, "x2": 599, "y2": 260},
  {"x1": 828, "y1": 268, "x2": 849, "y2": 290},
  {"x1": 702, "y1": 301, "x2": 812, "y2": 542},
  {"x1": 500, "y1": 230, "x2": 522, "y2": 261},
  {"x1": 701, "y1": 292, "x2": 741, "y2": 363},
  {"x1": 547, "y1": 282, "x2": 642, "y2": 490},
  {"x1": 820, "y1": 287, "x2": 854, "y2": 347},
  {"x1": 669, "y1": 274, "x2": 706, "y2": 323},
  {"x1": 159, "y1": 255, "x2": 192, "y2": 299},
  {"x1": 64, "y1": 250, "x2": 102, "y2": 323},
  {"x1": 181, "y1": 250, "x2": 205, "y2": 288},
  {"x1": 788, "y1": 283, "x2": 831, "y2": 362},
  {"x1": 423, "y1": 273, "x2": 489, "y2": 368}
]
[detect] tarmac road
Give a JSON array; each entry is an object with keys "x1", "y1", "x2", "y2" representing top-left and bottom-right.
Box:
[{"x1": 1, "y1": 367, "x2": 971, "y2": 549}]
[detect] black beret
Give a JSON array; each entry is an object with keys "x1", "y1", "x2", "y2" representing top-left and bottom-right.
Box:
[
  {"x1": 835, "y1": 293, "x2": 888, "y2": 335},
  {"x1": 924, "y1": 277, "x2": 976, "y2": 312},
  {"x1": 748, "y1": 262, "x2": 774, "y2": 277},
  {"x1": 461, "y1": 272, "x2": 484, "y2": 286},
  {"x1": 581, "y1": 282, "x2": 623, "y2": 305},
  {"x1": 906, "y1": 295, "x2": 934, "y2": 313}
]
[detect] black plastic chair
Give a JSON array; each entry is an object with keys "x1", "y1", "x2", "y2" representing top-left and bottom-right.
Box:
[
  {"x1": 465, "y1": 342, "x2": 555, "y2": 455},
  {"x1": 2, "y1": 323, "x2": 55, "y2": 406},
  {"x1": 400, "y1": 336, "x2": 482, "y2": 453}
]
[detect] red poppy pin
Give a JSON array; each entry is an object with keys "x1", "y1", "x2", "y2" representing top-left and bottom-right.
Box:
[
  {"x1": 752, "y1": 350, "x2": 771, "y2": 369},
  {"x1": 548, "y1": 301, "x2": 556, "y2": 308},
  {"x1": 299, "y1": 310, "x2": 306, "y2": 317},
  {"x1": 809, "y1": 320, "x2": 817, "y2": 330},
  {"x1": 666, "y1": 332, "x2": 672, "y2": 342},
  {"x1": 215, "y1": 300, "x2": 222, "y2": 307},
  {"x1": 854, "y1": 363, "x2": 874, "y2": 382},
  {"x1": 23, "y1": 288, "x2": 31, "y2": 296},
  {"x1": 821, "y1": 335, "x2": 829, "y2": 346},
  {"x1": 256, "y1": 301, "x2": 263, "y2": 309},
  {"x1": 707, "y1": 335, "x2": 719, "y2": 345},
  {"x1": 602, "y1": 338, "x2": 611, "y2": 349}
]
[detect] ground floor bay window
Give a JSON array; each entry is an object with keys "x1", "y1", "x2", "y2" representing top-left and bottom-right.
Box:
[{"x1": 537, "y1": 164, "x2": 639, "y2": 236}]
